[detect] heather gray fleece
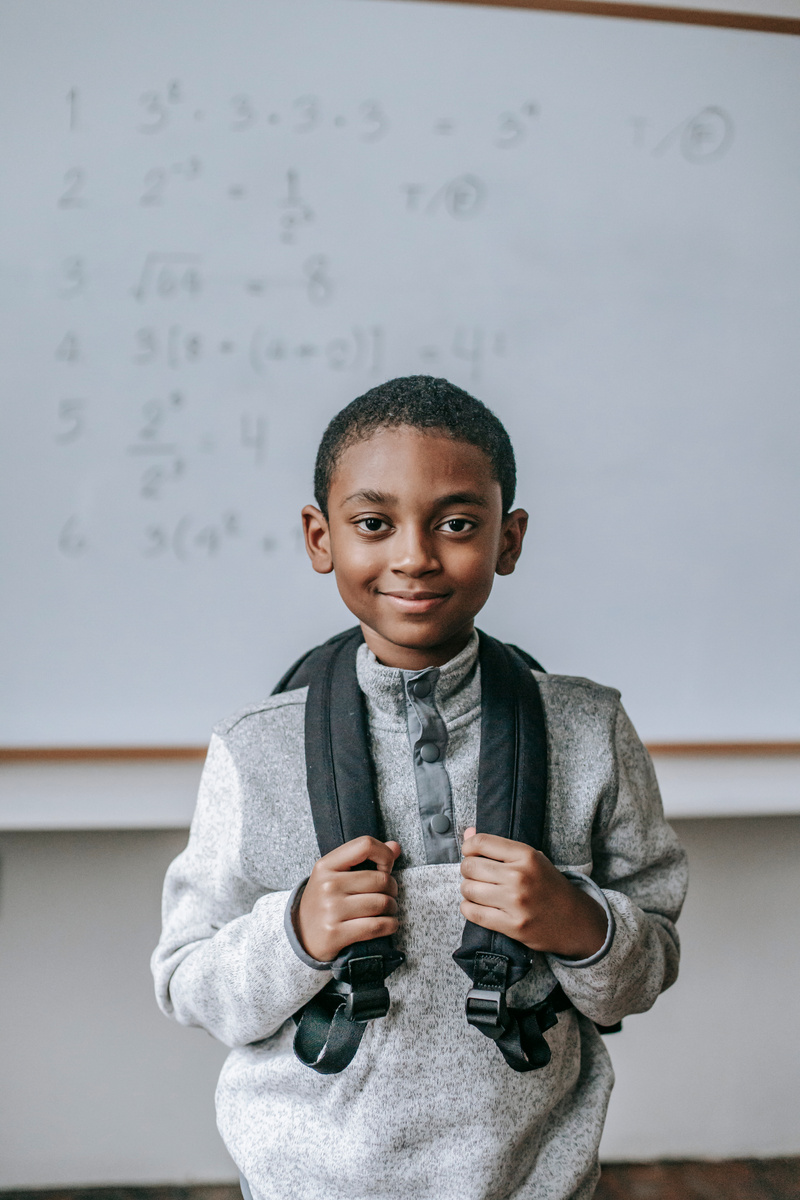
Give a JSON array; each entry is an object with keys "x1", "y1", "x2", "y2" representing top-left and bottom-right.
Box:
[{"x1": 152, "y1": 633, "x2": 687, "y2": 1200}]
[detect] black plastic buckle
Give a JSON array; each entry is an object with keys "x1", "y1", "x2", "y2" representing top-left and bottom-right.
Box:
[
  {"x1": 465, "y1": 986, "x2": 510, "y2": 1041},
  {"x1": 338, "y1": 955, "x2": 390, "y2": 1023},
  {"x1": 343, "y1": 984, "x2": 390, "y2": 1022}
]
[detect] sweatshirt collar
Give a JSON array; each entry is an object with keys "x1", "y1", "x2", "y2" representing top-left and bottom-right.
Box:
[{"x1": 356, "y1": 630, "x2": 480, "y2": 729}]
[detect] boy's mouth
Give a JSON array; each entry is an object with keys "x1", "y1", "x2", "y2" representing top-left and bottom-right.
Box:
[{"x1": 380, "y1": 590, "x2": 450, "y2": 613}]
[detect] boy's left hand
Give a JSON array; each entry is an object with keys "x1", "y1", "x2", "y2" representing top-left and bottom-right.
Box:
[{"x1": 460, "y1": 829, "x2": 608, "y2": 961}]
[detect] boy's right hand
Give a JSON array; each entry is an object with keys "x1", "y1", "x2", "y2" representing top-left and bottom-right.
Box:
[{"x1": 295, "y1": 836, "x2": 401, "y2": 962}]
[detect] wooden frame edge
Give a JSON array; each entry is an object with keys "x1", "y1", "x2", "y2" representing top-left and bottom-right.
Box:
[
  {"x1": 646, "y1": 741, "x2": 800, "y2": 756},
  {"x1": 0, "y1": 746, "x2": 209, "y2": 762},
  {"x1": 404, "y1": 0, "x2": 800, "y2": 35},
  {"x1": 1, "y1": 741, "x2": 799, "y2": 762}
]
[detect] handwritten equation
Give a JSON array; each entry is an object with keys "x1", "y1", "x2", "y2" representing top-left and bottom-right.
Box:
[
  {"x1": 65, "y1": 82, "x2": 542, "y2": 146},
  {"x1": 57, "y1": 508, "x2": 293, "y2": 563}
]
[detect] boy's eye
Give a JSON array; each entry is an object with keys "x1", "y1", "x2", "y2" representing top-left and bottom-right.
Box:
[
  {"x1": 439, "y1": 518, "x2": 474, "y2": 533},
  {"x1": 357, "y1": 517, "x2": 389, "y2": 533}
]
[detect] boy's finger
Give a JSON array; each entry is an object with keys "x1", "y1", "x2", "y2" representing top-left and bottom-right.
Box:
[
  {"x1": 343, "y1": 891, "x2": 398, "y2": 919},
  {"x1": 341, "y1": 870, "x2": 399, "y2": 896},
  {"x1": 460, "y1": 898, "x2": 518, "y2": 939},
  {"x1": 339, "y1": 915, "x2": 400, "y2": 944},
  {"x1": 324, "y1": 835, "x2": 401, "y2": 873},
  {"x1": 460, "y1": 854, "x2": 507, "y2": 884},
  {"x1": 459, "y1": 877, "x2": 505, "y2": 910},
  {"x1": 461, "y1": 831, "x2": 527, "y2": 863}
]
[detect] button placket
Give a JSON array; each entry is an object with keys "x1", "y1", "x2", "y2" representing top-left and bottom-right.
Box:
[{"x1": 403, "y1": 667, "x2": 459, "y2": 865}]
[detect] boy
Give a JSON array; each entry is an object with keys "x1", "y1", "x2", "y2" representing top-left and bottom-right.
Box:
[{"x1": 152, "y1": 376, "x2": 687, "y2": 1200}]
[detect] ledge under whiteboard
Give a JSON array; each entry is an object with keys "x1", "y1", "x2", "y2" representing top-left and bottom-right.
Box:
[{"x1": 1, "y1": 751, "x2": 798, "y2": 829}]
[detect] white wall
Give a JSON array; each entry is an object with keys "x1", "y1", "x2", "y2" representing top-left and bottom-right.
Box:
[
  {"x1": 600, "y1": 815, "x2": 800, "y2": 1161},
  {"x1": 0, "y1": 814, "x2": 798, "y2": 1187},
  {"x1": 0, "y1": 828, "x2": 231, "y2": 1186}
]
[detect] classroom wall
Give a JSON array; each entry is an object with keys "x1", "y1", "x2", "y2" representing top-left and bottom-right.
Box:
[{"x1": 0, "y1": 814, "x2": 798, "y2": 1187}]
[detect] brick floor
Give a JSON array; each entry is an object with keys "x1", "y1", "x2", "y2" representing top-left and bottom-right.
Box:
[{"x1": 1, "y1": 1162, "x2": 799, "y2": 1200}]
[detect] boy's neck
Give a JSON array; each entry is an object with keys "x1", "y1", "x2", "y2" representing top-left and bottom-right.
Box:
[{"x1": 360, "y1": 622, "x2": 475, "y2": 670}]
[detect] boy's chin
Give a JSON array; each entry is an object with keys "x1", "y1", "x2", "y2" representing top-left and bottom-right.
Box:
[{"x1": 362, "y1": 614, "x2": 474, "y2": 654}]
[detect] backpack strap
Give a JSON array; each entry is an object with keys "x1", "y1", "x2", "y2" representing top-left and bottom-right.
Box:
[
  {"x1": 504, "y1": 643, "x2": 546, "y2": 674},
  {"x1": 452, "y1": 632, "x2": 568, "y2": 1072},
  {"x1": 273, "y1": 627, "x2": 405, "y2": 1074},
  {"x1": 270, "y1": 626, "x2": 360, "y2": 694}
]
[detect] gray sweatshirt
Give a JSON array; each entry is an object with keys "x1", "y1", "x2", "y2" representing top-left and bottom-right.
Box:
[{"x1": 152, "y1": 633, "x2": 687, "y2": 1200}]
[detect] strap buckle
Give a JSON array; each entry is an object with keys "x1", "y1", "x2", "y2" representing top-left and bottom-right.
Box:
[
  {"x1": 336, "y1": 954, "x2": 390, "y2": 1023},
  {"x1": 465, "y1": 986, "x2": 510, "y2": 1040},
  {"x1": 343, "y1": 984, "x2": 390, "y2": 1022}
]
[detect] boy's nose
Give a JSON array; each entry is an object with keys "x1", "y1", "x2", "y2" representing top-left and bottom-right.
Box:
[{"x1": 391, "y1": 528, "x2": 439, "y2": 576}]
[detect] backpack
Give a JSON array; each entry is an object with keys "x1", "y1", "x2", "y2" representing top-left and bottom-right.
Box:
[{"x1": 273, "y1": 626, "x2": 614, "y2": 1076}]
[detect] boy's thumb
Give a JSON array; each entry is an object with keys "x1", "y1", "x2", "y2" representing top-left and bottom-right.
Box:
[{"x1": 464, "y1": 826, "x2": 477, "y2": 841}]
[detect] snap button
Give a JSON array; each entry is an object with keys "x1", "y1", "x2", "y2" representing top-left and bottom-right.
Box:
[
  {"x1": 412, "y1": 677, "x2": 432, "y2": 699},
  {"x1": 430, "y1": 813, "x2": 451, "y2": 835},
  {"x1": 419, "y1": 742, "x2": 440, "y2": 763}
]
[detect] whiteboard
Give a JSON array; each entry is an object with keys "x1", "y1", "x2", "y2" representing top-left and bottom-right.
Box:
[{"x1": 1, "y1": 0, "x2": 798, "y2": 747}]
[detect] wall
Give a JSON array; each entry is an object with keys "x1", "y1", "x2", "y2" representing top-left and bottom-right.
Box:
[
  {"x1": 599, "y1": 816, "x2": 800, "y2": 1161},
  {"x1": 0, "y1": 815, "x2": 798, "y2": 1186}
]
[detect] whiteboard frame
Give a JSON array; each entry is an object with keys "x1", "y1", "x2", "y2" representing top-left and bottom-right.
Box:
[
  {"x1": 1, "y1": 742, "x2": 798, "y2": 761},
  {"x1": 404, "y1": 0, "x2": 800, "y2": 36}
]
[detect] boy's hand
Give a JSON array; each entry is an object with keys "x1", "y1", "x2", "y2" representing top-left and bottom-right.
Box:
[
  {"x1": 296, "y1": 836, "x2": 401, "y2": 962},
  {"x1": 459, "y1": 828, "x2": 607, "y2": 961}
]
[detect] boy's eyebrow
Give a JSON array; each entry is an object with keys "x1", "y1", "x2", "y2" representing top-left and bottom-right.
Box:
[
  {"x1": 341, "y1": 489, "x2": 491, "y2": 509},
  {"x1": 341, "y1": 489, "x2": 397, "y2": 506},
  {"x1": 433, "y1": 491, "x2": 490, "y2": 509}
]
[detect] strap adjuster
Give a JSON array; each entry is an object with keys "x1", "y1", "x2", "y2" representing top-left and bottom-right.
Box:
[
  {"x1": 465, "y1": 986, "x2": 510, "y2": 1040},
  {"x1": 336, "y1": 954, "x2": 391, "y2": 1023},
  {"x1": 343, "y1": 984, "x2": 390, "y2": 1022}
]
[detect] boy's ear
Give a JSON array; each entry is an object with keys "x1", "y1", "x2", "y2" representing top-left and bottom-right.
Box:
[
  {"x1": 302, "y1": 504, "x2": 334, "y2": 574},
  {"x1": 495, "y1": 508, "x2": 528, "y2": 577}
]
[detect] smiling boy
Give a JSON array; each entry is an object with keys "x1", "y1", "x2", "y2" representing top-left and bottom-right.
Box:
[{"x1": 153, "y1": 376, "x2": 687, "y2": 1200}]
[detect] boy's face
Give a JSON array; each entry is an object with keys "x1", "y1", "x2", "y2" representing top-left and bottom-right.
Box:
[{"x1": 302, "y1": 427, "x2": 528, "y2": 669}]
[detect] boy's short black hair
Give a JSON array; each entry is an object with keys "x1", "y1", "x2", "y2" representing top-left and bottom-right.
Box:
[{"x1": 314, "y1": 375, "x2": 516, "y2": 518}]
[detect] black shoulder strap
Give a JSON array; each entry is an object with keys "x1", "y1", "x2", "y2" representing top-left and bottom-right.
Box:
[
  {"x1": 271, "y1": 626, "x2": 360, "y2": 696},
  {"x1": 451, "y1": 632, "x2": 564, "y2": 1072},
  {"x1": 505, "y1": 643, "x2": 546, "y2": 674},
  {"x1": 453, "y1": 633, "x2": 561, "y2": 1075},
  {"x1": 453, "y1": 633, "x2": 547, "y2": 985},
  {"x1": 302, "y1": 626, "x2": 379, "y2": 850},
  {"x1": 274, "y1": 627, "x2": 405, "y2": 1074},
  {"x1": 476, "y1": 632, "x2": 548, "y2": 855},
  {"x1": 466, "y1": 636, "x2": 622, "y2": 1053}
]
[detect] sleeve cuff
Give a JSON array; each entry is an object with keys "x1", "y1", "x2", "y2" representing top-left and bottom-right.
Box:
[
  {"x1": 283, "y1": 879, "x2": 336, "y2": 970},
  {"x1": 547, "y1": 870, "x2": 616, "y2": 968}
]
